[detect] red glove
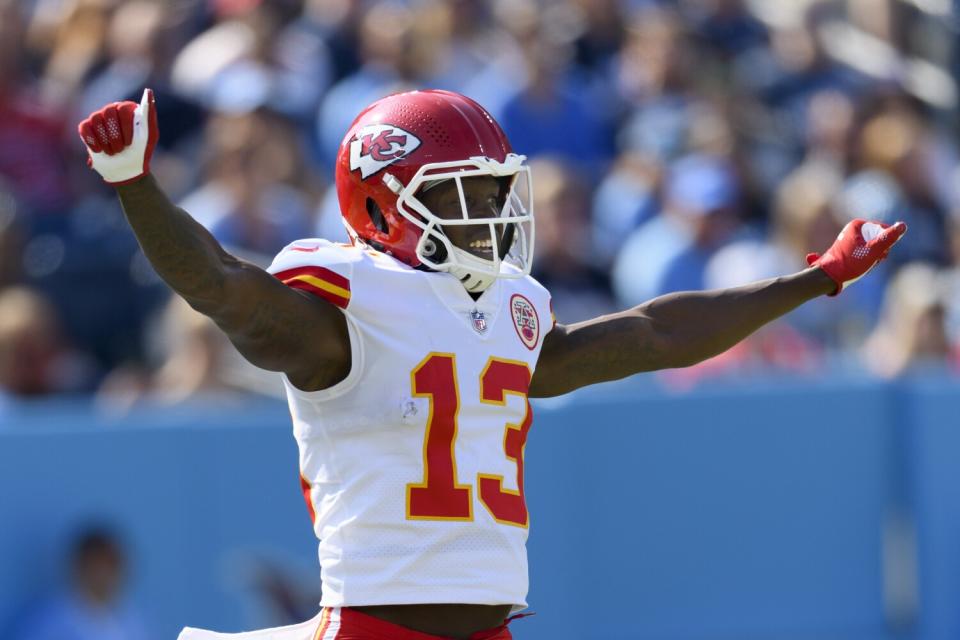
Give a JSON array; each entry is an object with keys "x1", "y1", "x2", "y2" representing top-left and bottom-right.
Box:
[
  {"x1": 77, "y1": 88, "x2": 158, "y2": 185},
  {"x1": 807, "y1": 218, "x2": 908, "y2": 296}
]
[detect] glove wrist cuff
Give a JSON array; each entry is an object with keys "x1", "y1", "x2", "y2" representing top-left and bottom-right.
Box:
[
  {"x1": 106, "y1": 170, "x2": 150, "y2": 187},
  {"x1": 817, "y1": 260, "x2": 844, "y2": 297}
]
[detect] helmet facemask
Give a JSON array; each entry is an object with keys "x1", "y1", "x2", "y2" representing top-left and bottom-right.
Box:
[{"x1": 386, "y1": 153, "x2": 535, "y2": 293}]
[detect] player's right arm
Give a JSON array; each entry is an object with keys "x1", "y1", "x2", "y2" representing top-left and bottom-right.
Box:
[{"x1": 78, "y1": 90, "x2": 349, "y2": 391}]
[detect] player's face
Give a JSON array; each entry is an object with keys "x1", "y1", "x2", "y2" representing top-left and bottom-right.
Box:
[{"x1": 418, "y1": 176, "x2": 507, "y2": 260}]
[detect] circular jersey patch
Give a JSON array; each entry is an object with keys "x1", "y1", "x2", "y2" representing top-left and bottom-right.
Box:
[{"x1": 510, "y1": 294, "x2": 539, "y2": 350}]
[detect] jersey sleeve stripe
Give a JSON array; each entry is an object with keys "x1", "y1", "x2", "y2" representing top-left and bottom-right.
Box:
[
  {"x1": 287, "y1": 274, "x2": 351, "y2": 300},
  {"x1": 273, "y1": 265, "x2": 351, "y2": 290},
  {"x1": 274, "y1": 267, "x2": 351, "y2": 309},
  {"x1": 284, "y1": 277, "x2": 351, "y2": 309}
]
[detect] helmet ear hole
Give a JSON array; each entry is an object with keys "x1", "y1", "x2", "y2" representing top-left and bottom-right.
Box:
[
  {"x1": 366, "y1": 198, "x2": 389, "y2": 234},
  {"x1": 422, "y1": 237, "x2": 437, "y2": 257},
  {"x1": 422, "y1": 232, "x2": 448, "y2": 262}
]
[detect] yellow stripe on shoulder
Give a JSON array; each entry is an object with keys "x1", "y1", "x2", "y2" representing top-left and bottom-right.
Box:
[{"x1": 284, "y1": 274, "x2": 352, "y2": 300}]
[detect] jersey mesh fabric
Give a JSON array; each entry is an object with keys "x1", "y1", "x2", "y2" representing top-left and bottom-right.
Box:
[{"x1": 267, "y1": 240, "x2": 552, "y2": 609}]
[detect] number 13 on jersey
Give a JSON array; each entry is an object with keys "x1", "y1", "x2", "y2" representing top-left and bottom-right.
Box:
[{"x1": 406, "y1": 353, "x2": 532, "y2": 528}]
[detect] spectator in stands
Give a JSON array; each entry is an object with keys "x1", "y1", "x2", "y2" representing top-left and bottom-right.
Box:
[
  {"x1": 529, "y1": 157, "x2": 616, "y2": 323},
  {"x1": 497, "y1": 8, "x2": 614, "y2": 176},
  {"x1": 171, "y1": 2, "x2": 330, "y2": 127},
  {"x1": 0, "y1": 0, "x2": 957, "y2": 397},
  {"x1": 569, "y1": 0, "x2": 627, "y2": 71},
  {"x1": 296, "y1": 0, "x2": 365, "y2": 83},
  {"x1": 802, "y1": 89, "x2": 856, "y2": 172},
  {"x1": 74, "y1": 1, "x2": 168, "y2": 118},
  {"x1": 0, "y1": 185, "x2": 23, "y2": 287},
  {"x1": 662, "y1": 164, "x2": 834, "y2": 386},
  {"x1": 409, "y1": 0, "x2": 525, "y2": 116},
  {"x1": 0, "y1": 0, "x2": 71, "y2": 216},
  {"x1": 178, "y1": 109, "x2": 316, "y2": 255},
  {"x1": 76, "y1": 0, "x2": 206, "y2": 158},
  {"x1": 846, "y1": 96, "x2": 954, "y2": 267},
  {"x1": 96, "y1": 295, "x2": 273, "y2": 414},
  {"x1": 615, "y1": 5, "x2": 701, "y2": 163},
  {"x1": 612, "y1": 153, "x2": 742, "y2": 307},
  {"x1": 862, "y1": 263, "x2": 958, "y2": 378},
  {"x1": 589, "y1": 150, "x2": 661, "y2": 267},
  {"x1": 316, "y1": 1, "x2": 421, "y2": 168},
  {"x1": 246, "y1": 558, "x2": 323, "y2": 628},
  {"x1": 26, "y1": 0, "x2": 116, "y2": 109},
  {"x1": 732, "y1": 162, "x2": 883, "y2": 349},
  {"x1": 746, "y1": 1, "x2": 864, "y2": 142},
  {"x1": 591, "y1": 102, "x2": 735, "y2": 267},
  {"x1": 686, "y1": 0, "x2": 769, "y2": 59},
  {"x1": 0, "y1": 287, "x2": 91, "y2": 397},
  {"x1": 952, "y1": 194, "x2": 960, "y2": 266},
  {"x1": 12, "y1": 526, "x2": 150, "y2": 640}
]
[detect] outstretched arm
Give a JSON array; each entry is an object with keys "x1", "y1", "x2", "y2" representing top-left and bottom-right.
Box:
[
  {"x1": 530, "y1": 268, "x2": 832, "y2": 397},
  {"x1": 79, "y1": 90, "x2": 349, "y2": 391},
  {"x1": 530, "y1": 219, "x2": 907, "y2": 397}
]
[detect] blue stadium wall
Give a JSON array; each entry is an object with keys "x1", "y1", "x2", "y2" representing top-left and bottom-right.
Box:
[{"x1": 0, "y1": 377, "x2": 957, "y2": 640}]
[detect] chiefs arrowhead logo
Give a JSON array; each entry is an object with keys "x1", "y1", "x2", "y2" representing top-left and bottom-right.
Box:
[
  {"x1": 349, "y1": 124, "x2": 421, "y2": 179},
  {"x1": 510, "y1": 294, "x2": 540, "y2": 350}
]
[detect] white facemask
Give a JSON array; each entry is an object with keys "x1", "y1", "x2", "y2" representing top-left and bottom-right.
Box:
[{"x1": 383, "y1": 154, "x2": 535, "y2": 293}]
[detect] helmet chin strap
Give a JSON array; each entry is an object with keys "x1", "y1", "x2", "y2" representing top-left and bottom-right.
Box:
[
  {"x1": 419, "y1": 233, "x2": 497, "y2": 293},
  {"x1": 448, "y1": 247, "x2": 497, "y2": 293}
]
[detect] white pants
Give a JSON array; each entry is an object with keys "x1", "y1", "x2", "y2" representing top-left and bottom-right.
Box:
[{"x1": 178, "y1": 609, "x2": 339, "y2": 640}]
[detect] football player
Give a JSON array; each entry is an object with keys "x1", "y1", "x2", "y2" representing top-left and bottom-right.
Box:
[{"x1": 78, "y1": 89, "x2": 906, "y2": 640}]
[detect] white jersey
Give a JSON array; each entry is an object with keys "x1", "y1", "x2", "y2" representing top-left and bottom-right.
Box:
[{"x1": 267, "y1": 239, "x2": 553, "y2": 609}]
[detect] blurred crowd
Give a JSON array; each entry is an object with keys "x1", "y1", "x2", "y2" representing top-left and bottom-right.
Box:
[
  {"x1": 9, "y1": 526, "x2": 150, "y2": 640},
  {"x1": 2, "y1": 0, "x2": 960, "y2": 409}
]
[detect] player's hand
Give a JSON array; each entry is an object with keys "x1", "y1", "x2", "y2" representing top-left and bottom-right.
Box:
[
  {"x1": 77, "y1": 88, "x2": 158, "y2": 185},
  {"x1": 806, "y1": 218, "x2": 907, "y2": 296}
]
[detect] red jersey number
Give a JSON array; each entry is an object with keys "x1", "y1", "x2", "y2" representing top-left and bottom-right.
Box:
[{"x1": 405, "y1": 353, "x2": 531, "y2": 528}]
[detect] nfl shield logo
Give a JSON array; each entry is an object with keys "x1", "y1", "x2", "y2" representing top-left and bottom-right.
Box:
[{"x1": 470, "y1": 310, "x2": 487, "y2": 333}]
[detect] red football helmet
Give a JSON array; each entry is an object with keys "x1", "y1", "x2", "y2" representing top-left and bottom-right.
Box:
[{"x1": 335, "y1": 90, "x2": 534, "y2": 292}]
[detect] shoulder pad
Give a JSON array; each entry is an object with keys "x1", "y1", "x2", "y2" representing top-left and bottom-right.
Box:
[{"x1": 268, "y1": 239, "x2": 360, "y2": 310}]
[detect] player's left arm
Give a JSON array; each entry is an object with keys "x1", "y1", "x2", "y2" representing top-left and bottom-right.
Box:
[{"x1": 529, "y1": 219, "x2": 907, "y2": 397}]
